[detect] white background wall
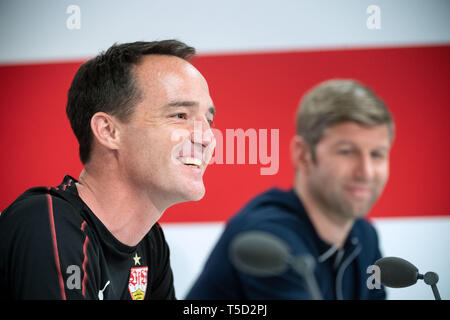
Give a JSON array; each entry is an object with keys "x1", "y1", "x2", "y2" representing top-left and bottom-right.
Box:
[{"x1": 1, "y1": 0, "x2": 449, "y2": 64}]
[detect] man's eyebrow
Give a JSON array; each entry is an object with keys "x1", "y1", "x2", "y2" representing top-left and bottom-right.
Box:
[
  {"x1": 165, "y1": 101, "x2": 215, "y2": 116},
  {"x1": 333, "y1": 140, "x2": 356, "y2": 147},
  {"x1": 333, "y1": 140, "x2": 389, "y2": 151},
  {"x1": 166, "y1": 101, "x2": 198, "y2": 108}
]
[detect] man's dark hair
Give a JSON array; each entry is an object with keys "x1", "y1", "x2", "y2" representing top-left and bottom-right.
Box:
[{"x1": 66, "y1": 40, "x2": 196, "y2": 164}]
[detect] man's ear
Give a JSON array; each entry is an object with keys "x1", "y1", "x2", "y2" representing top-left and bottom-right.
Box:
[
  {"x1": 90, "y1": 112, "x2": 121, "y2": 151},
  {"x1": 290, "y1": 135, "x2": 313, "y2": 173}
]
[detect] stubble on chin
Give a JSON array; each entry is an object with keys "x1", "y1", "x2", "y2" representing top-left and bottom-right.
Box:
[{"x1": 307, "y1": 179, "x2": 377, "y2": 223}]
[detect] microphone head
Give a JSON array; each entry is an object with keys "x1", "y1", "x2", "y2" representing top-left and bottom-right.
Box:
[
  {"x1": 375, "y1": 257, "x2": 419, "y2": 288},
  {"x1": 229, "y1": 231, "x2": 290, "y2": 276}
]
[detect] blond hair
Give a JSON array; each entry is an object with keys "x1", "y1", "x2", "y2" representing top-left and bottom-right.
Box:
[{"x1": 296, "y1": 79, "x2": 394, "y2": 159}]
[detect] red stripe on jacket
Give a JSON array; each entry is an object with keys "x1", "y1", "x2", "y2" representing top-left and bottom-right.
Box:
[
  {"x1": 46, "y1": 192, "x2": 67, "y2": 300},
  {"x1": 81, "y1": 221, "x2": 89, "y2": 298}
]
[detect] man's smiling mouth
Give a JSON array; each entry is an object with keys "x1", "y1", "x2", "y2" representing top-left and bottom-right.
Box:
[{"x1": 179, "y1": 157, "x2": 202, "y2": 168}]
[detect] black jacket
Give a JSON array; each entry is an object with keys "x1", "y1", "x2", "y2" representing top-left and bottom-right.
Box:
[{"x1": 0, "y1": 175, "x2": 175, "y2": 300}]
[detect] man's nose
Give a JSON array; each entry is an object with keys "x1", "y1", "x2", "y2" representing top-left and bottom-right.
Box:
[
  {"x1": 190, "y1": 118, "x2": 214, "y2": 149},
  {"x1": 355, "y1": 154, "x2": 375, "y2": 181}
]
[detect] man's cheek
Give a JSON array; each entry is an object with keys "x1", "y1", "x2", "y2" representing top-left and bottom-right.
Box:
[{"x1": 170, "y1": 128, "x2": 190, "y2": 164}]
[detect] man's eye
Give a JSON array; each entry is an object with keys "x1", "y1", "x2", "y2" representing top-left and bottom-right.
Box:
[
  {"x1": 338, "y1": 150, "x2": 353, "y2": 155},
  {"x1": 371, "y1": 152, "x2": 384, "y2": 159},
  {"x1": 172, "y1": 113, "x2": 187, "y2": 120}
]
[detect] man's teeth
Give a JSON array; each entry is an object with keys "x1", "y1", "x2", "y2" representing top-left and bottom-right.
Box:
[{"x1": 180, "y1": 157, "x2": 202, "y2": 167}]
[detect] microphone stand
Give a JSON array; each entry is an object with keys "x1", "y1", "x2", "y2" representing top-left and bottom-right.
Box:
[
  {"x1": 291, "y1": 255, "x2": 323, "y2": 300},
  {"x1": 418, "y1": 272, "x2": 441, "y2": 300}
]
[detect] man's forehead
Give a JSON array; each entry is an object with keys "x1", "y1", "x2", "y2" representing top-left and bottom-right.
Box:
[
  {"x1": 135, "y1": 55, "x2": 196, "y2": 78},
  {"x1": 321, "y1": 122, "x2": 391, "y2": 147},
  {"x1": 134, "y1": 55, "x2": 207, "y2": 96},
  {"x1": 134, "y1": 55, "x2": 206, "y2": 92},
  {"x1": 131, "y1": 56, "x2": 213, "y2": 117}
]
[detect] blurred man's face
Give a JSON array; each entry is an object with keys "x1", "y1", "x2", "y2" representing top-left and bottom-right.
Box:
[
  {"x1": 306, "y1": 122, "x2": 391, "y2": 221},
  {"x1": 118, "y1": 55, "x2": 216, "y2": 210}
]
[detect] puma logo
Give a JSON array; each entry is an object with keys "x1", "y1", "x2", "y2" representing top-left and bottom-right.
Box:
[{"x1": 98, "y1": 280, "x2": 110, "y2": 300}]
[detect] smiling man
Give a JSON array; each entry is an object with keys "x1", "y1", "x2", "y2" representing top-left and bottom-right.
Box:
[
  {"x1": 187, "y1": 79, "x2": 393, "y2": 300},
  {"x1": 0, "y1": 40, "x2": 215, "y2": 300}
]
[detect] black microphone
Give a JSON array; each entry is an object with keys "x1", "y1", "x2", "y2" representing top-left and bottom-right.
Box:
[
  {"x1": 229, "y1": 231, "x2": 290, "y2": 276},
  {"x1": 375, "y1": 256, "x2": 442, "y2": 300},
  {"x1": 229, "y1": 231, "x2": 323, "y2": 300}
]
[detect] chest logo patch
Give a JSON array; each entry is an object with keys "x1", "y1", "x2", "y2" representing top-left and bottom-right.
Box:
[{"x1": 128, "y1": 266, "x2": 148, "y2": 300}]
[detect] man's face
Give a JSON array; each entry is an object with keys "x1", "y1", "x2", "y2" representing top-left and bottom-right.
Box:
[
  {"x1": 118, "y1": 55, "x2": 216, "y2": 210},
  {"x1": 305, "y1": 122, "x2": 391, "y2": 221}
]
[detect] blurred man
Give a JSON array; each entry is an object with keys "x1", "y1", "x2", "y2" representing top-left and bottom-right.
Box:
[
  {"x1": 187, "y1": 79, "x2": 393, "y2": 299},
  {"x1": 0, "y1": 40, "x2": 216, "y2": 300}
]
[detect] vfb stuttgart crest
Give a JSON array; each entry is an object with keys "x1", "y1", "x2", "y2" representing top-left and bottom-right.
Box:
[{"x1": 128, "y1": 266, "x2": 148, "y2": 300}]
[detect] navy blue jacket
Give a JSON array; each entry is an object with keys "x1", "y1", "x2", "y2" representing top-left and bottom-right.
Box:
[{"x1": 187, "y1": 188, "x2": 386, "y2": 300}]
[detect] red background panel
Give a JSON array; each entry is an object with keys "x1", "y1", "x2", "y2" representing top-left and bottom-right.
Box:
[{"x1": 1, "y1": 45, "x2": 449, "y2": 222}]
